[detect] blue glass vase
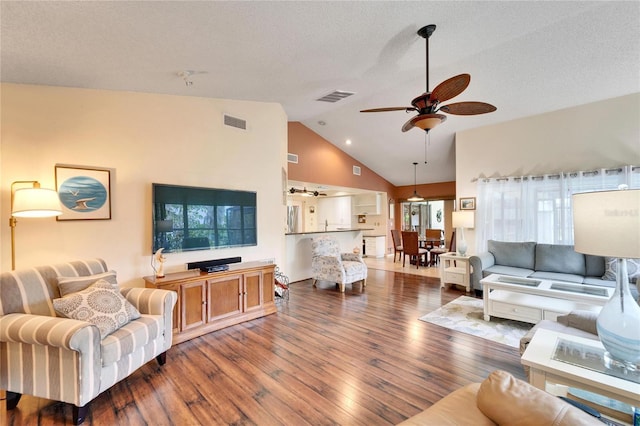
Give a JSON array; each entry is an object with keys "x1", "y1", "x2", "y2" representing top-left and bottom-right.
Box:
[{"x1": 596, "y1": 258, "x2": 640, "y2": 368}]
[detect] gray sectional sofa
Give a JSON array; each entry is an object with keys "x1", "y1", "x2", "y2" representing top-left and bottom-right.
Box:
[{"x1": 469, "y1": 240, "x2": 626, "y2": 295}]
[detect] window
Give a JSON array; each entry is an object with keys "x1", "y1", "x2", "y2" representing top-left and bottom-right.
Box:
[{"x1": 475, "y1": 166, "x2": 639, "y2": 252}]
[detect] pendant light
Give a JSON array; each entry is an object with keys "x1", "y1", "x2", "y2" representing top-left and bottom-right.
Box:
[{"x1": 407, "y1": 162, "x2": 424, "y2": 202}]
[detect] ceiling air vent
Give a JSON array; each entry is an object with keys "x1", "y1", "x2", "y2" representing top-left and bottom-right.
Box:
[
  {"x1": 353, "y1": 165, "x2": 361, "y2": 176},
  {"x1": 316, "y1": 90, "x2": 355, "y2": 103},
  {"x1": 287, "y1": 153, "x2": 299, "y2": 164},
  {"x1": 223, "y1": 114, "x2": 247, "y2": 130}
]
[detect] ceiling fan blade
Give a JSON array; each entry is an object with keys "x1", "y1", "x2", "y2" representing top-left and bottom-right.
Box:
[
  {"x1": 430, "y1": 74, "x2": 471, "y2": 104},
  {"x1": 360, "y1": 107, "x2": 416, "y2": 113},
  {"x1": 440, "y1": 101, "x2": 497, "y2": 115}
]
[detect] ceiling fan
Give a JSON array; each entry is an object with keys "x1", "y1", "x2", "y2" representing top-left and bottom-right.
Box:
[
  {"x1": 289, "y1": 187, "x2": 327, "y2": 197},
  {"x1": 361, "y1": 24, "x2": 496, "y2": 133}
]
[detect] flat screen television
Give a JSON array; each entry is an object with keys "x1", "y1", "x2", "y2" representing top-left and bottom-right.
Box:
[{"x1": 152, "y1": 183, "x2": 257, "y2": 253}]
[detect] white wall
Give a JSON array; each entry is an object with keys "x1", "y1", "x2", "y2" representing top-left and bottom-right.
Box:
[
  {"x1": 456, "y1": 93, "x2": 640, "y2": 253},
  {"x1": 1, "y1": 83, "x2": 288, "y2": 286}
]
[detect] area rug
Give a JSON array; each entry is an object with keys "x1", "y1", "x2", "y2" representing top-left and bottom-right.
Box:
[{"x1": 419, "y1": 296, "x2": 533, "y2": 348}]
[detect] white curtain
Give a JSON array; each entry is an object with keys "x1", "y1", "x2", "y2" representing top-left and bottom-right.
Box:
[{"x1": 476, "y1": 165, "x2": 639, "y2": 252}]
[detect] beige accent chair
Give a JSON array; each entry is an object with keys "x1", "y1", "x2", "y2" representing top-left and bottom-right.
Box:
[{"x1": 0, "y1": 259, "x2": 177, "y2": 424}]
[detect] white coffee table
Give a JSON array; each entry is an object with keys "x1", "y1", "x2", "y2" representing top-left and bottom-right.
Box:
[
  {"x1": 521, "y1": 328, "x2": 640, "y2": 409},
  {"x1": 481, "y1": 274, "x2": 612, "y2": 324}
]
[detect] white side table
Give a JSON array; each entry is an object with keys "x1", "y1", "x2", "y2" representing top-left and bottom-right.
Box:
[
  {"x1": 439, "y1": 252, "x2": 471, "y2": 293},
  {"x1": 521, "y1": 328, "x2": 640, "y2": 408}
]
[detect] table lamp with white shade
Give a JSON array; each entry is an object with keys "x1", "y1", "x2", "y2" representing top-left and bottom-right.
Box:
[
  {"x1": 452, "y1": 210, "x2": 474, "y2": 256},
  {"x1": 572, "y1": 188, "x2": 640, "y2": 368}
]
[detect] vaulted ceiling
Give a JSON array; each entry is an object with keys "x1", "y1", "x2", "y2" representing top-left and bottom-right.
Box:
[{"x1": 2, "y1": 1, "x2": 638, "y2": 186}]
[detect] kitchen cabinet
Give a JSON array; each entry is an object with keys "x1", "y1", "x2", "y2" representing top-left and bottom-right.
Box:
[
  {"x1": 354, "y1": 193, "x2": 381, "y2": 215},
  {"x1": 317, "y1": 196, "x2": 352, "y2": 230},
  {"x1": 363, "y1": 235, "x2": 385, "y2": 258}
]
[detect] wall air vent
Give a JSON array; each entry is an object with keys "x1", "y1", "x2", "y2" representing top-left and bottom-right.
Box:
[
  {"x1": 353, "y1": 165, "x2": 361, "y2": 176},
  {"x1": 316, "y1": 90, "x2": 355, "y2": 103},
  {"x1": 223, "y1": 114, "x2": 247, "y2": 130},
  {"x1": 287, "y1": 153, "x2": 299, "y2": 164}
]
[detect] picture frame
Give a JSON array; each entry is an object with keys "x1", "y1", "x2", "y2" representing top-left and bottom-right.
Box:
[
  {"x1": 460, "y1": 197, "x2": 476, "y2": 211},
  {"x1": 55, "y1": 165, "x2": 111, "y2": 220}
]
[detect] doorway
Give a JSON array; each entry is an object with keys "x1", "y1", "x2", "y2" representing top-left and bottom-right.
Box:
[{"x1": 401, "y1": 199, "x2": 454, "y2": 247}]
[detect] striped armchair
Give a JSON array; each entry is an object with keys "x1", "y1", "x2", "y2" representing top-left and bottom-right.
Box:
[{"x1": 0, "y1": 259, "x2": 177, "y2": 424}]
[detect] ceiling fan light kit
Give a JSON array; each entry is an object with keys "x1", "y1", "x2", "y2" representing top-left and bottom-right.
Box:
[
  {"x1": 361, "y1": 24, "x2": 496, "y2": 133},
  {"x1": 403, "y1": 114, "x2": 447, "y2": 133}
]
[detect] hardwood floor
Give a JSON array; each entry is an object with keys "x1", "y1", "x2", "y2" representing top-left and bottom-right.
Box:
[{"x1": 6, "y1": 268, "x2": 526, "y2": 425}]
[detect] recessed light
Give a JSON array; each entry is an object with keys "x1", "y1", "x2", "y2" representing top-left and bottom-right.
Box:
[{"x1": 346, "y1": 139, "x2": 352, "y2": 145}]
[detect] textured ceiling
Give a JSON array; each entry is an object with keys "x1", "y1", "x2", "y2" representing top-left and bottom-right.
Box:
[{"x1": 2, "y1": 1, "x2": 639, "y2": 187}]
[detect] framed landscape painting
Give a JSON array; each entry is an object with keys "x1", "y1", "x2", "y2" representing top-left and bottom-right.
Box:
[
  {"x1": 55, "y1": 165, "x2": 111, "y2": 220},
  {"x1": 460, "y1": 197, "x2": 476, "y2": 211}
]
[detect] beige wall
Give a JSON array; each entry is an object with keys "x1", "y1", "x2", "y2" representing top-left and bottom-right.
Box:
[
  {"x1": 456, "y1": 93, "x2": 640, "y2": 253},
  {"x1": 1, "y1": 83, "x2": 288, "y2": 286}
]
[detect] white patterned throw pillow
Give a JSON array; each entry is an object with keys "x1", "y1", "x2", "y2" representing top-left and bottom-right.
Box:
[
  {"x1": 53, "y1": 279, "x2": 140, "y2": 339},
  {"x1": 602, "y1": 257, "x2": 640, "y2": 282}
]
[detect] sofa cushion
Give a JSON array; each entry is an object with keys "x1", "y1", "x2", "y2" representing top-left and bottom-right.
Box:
[
  {"x1": 529, "y1": 271, "x2": 584, "y2": 283},
  {"x1": 101, "y1": 314, "x2": 163, "y2": 366},
  {"x1": 53, "y1": 280, "x2": 141, "y2": 339},
  {"x1": 488, "y1": 240, "x2": 536, "y2": 269},
  {"x1": 57, "y1": 270, "x2": 118, "y2": 296},
  {"x1": 483, "y1": 265, "x2": 534, "y2": 278},
  {"x1": 582, "y1": 277, "x2": 616, "y2": 288},
  {"x1": 477, "y1": 370, "x2": 601, "y2": 425},
  {"x1": 602, "y1": 257, "x2": 640, "y2": 282},
  {"x1": 342, "y1": 260, "x2": 367, "y2": 283},
  {"x1": 584, "y1": 255, "x2": 606, "y2": 277},
  {"x1": 535, "y1": 244, "x2": 585, "y2": 275}
]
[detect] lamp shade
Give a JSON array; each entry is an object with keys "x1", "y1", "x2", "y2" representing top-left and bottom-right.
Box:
[
  {"x1": 452, "y1": 211, "x2": 475, "y2": 229},
  {"x1": 407, "y1": 192, "x2": 424, "y2": 202},
  {"x1": 572, "y1": 189, "x2": 640, "y2": 259},
  {"x1": 12, "y1": 187, "x2": 62, "y2": 218},
  {"x1": 404, "y1": 114, "x2": 447, "y2": 132}
]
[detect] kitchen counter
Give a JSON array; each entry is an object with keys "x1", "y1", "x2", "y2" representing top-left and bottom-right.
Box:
[{"x1": 286, "y1": 228, "x2": 372, "y2": 236}]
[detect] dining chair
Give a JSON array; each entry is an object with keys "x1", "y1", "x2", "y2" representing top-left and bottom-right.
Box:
[
  {"x1": 425, "y1": 229, "x2": 443, "y2": 266},
  {"x1": 401, "y1": 231, "x2": 428, "y2": 269},
  {"x1": 430, "y1": 231, "x2": 456, "y2": 265},
  {"x1": 390, "y1": 229, "x2": 403, "y2": 263}
]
